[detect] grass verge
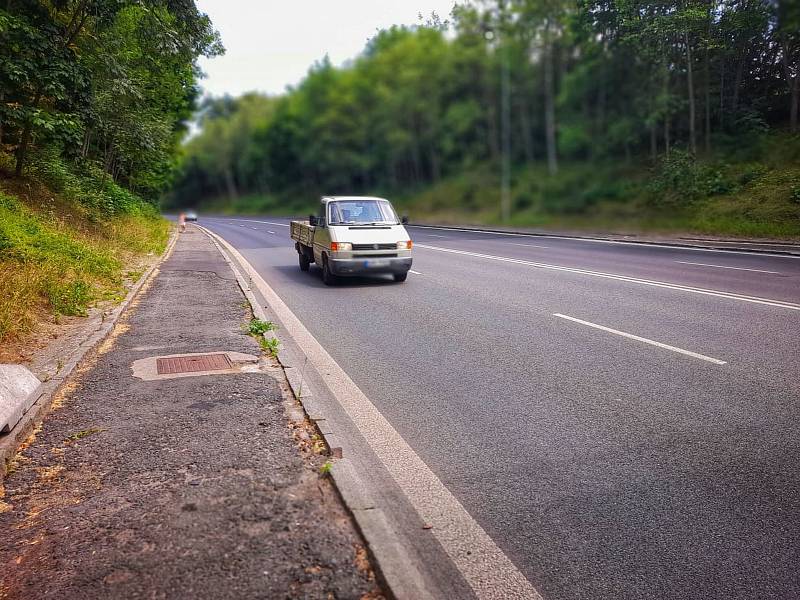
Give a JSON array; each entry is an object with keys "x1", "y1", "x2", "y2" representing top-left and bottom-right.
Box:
[{"x1": 0, "y1": 155, "x2": 170, "y2": 346}]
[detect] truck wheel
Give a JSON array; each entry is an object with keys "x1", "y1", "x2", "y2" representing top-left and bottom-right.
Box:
[
  {"x1": 322, "y1": 256, "x2": 336, "y2": 286},
  {"x1": 299, "y1": 252, "x2": 310, "y2": 271},
  {"x1": 393, "y1": 272, "x2": 408, "y2": 282}
]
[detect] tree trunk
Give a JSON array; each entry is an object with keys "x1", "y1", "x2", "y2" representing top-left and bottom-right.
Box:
[
  {"x1": 685, "y1": 31, "x2": 697, "y2": 155},
  {"x1": 704, "y1": 23, "x2": 711, "y2": 153},
  {"x1": 664, "y1": 116, "x2": 671, "y2": 157},
  {"x1": 482, "y1": 65, "x2": 499, "y2": 161},
  {"x1": 732, "y1": 50, "x2": 744, "y2": 114},
  {"x1": 223, "y1": 166, "x2": 239, "y2": 199},
  {"x1": 14, "y1": 123, "x2": 33, "y2": 177},
  {"x1": 14, "y1": 90, "x2": 43, "y2": 178},
  {"x1": 519, "y1": 97, "x2": 535, "y2": 163},
  {"x1": 543, "y1": 30, "x2": 558, "y2": 176},
  {"x1": 650, "y1": 123, "x2": 657, "y2": 161},
  {"x1": 781, "y1": 42, "x2": 799, "y2": 133},
  {"x1": 596, "y1": 63, "x2": 607, "y2": 146},
  {"x1": 719, "y1": 61, "x2": 725, "y2": 130}
]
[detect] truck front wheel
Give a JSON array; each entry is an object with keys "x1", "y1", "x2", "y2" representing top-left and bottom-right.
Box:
[
  {"x1": 322, "y1": 256, "x2": 336, "y2": 286},
  {"x1": 393, "y1": 272, "x2": 408, "y2": 282}
]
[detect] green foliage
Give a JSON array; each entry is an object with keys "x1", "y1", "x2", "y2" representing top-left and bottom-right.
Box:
[
  {"x1": 45, "y1": 279, "x2": 92, "y2": 316},
  {"x1": 260, "y1": 336, "x2": 280, "y2": 357},
  {"x1": 1, "y1": 0, "x2": 222, "y2": 195},
  {"x1": 648, "y1": 151, "x2": 737, "y2": 204},
  {"x1": 247, "y1": 318, "x2": 277, "y2": 336}
]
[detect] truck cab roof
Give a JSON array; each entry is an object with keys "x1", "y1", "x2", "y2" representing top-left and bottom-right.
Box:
[{"x1": 321, "y1": 196, "x2": 389, "y2": 203}]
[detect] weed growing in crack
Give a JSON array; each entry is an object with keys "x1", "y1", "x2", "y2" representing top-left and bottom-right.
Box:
[
  {"x1": 246, "y1": 318, "x2": 276, "y2": 336},
  {"x1": 260, "y1": 336, "x2": 280, "y2": 357}
]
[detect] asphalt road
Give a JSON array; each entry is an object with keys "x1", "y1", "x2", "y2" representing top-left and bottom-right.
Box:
[{"x1": 201, "y1": 216, "x2": 800, "y2": 600}]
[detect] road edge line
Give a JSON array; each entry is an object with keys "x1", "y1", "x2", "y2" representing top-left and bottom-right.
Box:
[
  {"x1": 0, "y1": 227, "x2": 180, "y2": 480},
  {"x1": 409, "y1": 223, "x2": 800, "y2": 258},
  {"x1": 199, "y1": 225, "x2": 544, "y2": 600}
]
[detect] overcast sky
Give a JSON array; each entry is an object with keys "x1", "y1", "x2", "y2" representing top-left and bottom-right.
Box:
[{"x1": 195, "y1": 0, "x2": 459, "y2": 98}]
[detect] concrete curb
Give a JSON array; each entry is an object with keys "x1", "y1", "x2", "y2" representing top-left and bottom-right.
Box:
[
  {"x1": 409, "y1": 223, "x2": 800, "y2": 256},
  {"x1": 198, "y1": 226, "x2": 432, "y2": 600},
  {"x1": 0, "y1": 229, "x2": 179, "y2": 479}
]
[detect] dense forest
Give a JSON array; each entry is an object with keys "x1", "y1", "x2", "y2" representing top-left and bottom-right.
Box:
[
  {"x1": 172, "y1": 0, "x2": 800, "y2": 236},
  {"x1": 0, "y1": 0, "x2": 220, "y2": 344}
]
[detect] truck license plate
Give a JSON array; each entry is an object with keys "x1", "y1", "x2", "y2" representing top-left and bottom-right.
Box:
[{"x1": 365, "y1": 259, "x2": 389, "y2": 268}]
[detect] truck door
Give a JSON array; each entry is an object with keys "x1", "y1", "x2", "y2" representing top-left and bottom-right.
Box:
[{"x1": 313, "y1": 201, "x2": 331, "y2": 264}]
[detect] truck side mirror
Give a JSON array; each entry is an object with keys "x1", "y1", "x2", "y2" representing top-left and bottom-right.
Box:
[
  {"x1": 309, "y1": 215, "x2": 318, "y2": 226},
  {"x1": 401, "y1": 216, "x2": 409, "y2": 225}
]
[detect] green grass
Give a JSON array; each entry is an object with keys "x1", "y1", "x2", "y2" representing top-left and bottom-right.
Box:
[{"x1": 0, "y1": 152, "x2": 170, "y2": 344}]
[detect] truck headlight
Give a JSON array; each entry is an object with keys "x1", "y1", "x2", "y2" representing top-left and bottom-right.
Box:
[
  {"x1": 330, "y1": 242, "x2": 352, "y2": 251},
  {"x1": 397, "y1": 240, "x2": 413, "y2": 249}
]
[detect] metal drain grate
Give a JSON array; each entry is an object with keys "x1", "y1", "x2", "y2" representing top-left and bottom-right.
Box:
[{"x1": 156, "y1": 353, "x2": 232, "y2": 375}]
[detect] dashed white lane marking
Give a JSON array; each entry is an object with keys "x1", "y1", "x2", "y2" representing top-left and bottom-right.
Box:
[
  {"x1": 554, "y1": 313, "x2": 727, "y2": 365},
  {"x1": 205, "y1": 229, "x2": 543, "y2": 600},
  {"x1": 675, "y1": 261, "x2": 781, "y2": 274},
  {"x1": 415, "y1": 244, "x2": 800, "y2": 311},
  {"x1": 510, "y1": 243, "x2": 549, "y2": 249},
  {"x1": 426, "y1": 234, "x2": 447, "y2": 238},
  {"x1": 407, "y1": 226, "x2": 800, "y2": 259},
  {"x1": 268, "y1": 231, "x2": 276, "y2": 235},
  {"x1": 409, "y1": 269, "x2": 422, "y2": 275}
]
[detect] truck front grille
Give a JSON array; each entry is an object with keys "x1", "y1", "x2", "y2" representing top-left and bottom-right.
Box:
[{"x1": 352, "y1": 243, "x2": 397, "y2": 251}]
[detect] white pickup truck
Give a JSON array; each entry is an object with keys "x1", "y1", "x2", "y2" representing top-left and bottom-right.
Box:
[{"x1": 290, "y1": 196, "x2": 413, "y2": 285}]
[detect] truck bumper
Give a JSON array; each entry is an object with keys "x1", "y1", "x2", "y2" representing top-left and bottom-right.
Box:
[{"x1": 329, "y1": 256, "x2": 412, "y2": 276}]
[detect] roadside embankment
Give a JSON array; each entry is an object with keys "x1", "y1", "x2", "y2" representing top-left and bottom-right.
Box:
[{"x1": 0, "y1": 158, "x2": 169, "y2": 363}]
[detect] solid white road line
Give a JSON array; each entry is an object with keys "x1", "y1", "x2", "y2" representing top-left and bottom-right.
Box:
[
  {"x1": 268, "y1": 231, "x2": 276, "y2": 235},
  {"x1": 426, "y1": 234, "x2": 447, "y2": 238},
  {"x1": 407, "y1": 225, "x2": 800, "y2": 259},
  {"x1": 205, "y1": 229, "x2": 542, "y2": 600},
  {"x1": 409, "y1": 269, "x2": 423, "y2": 275},
  {"x1": 510, "y1": 243, "x2": 549, "y2": 249},
  {"x1": 216, "y1": 218, "x2": 291, "y2": 227},
  {"x1": 553, "y1": 313, "x2": 727, "y2": 365},
  {"x1": 675, "y1": 260, "x2": 780, "y2": 274},
  {"x1": 415, "y1": 244, "x2": 800, "y2": 311}
]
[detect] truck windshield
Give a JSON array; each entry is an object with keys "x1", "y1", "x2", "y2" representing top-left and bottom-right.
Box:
[{"x1": 328, "y1": 200, "x2": 398, "y2": 225}]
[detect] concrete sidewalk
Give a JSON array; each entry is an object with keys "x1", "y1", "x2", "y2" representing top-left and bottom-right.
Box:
[{"x1": 0, "y1": 227, "x2": 380, "y2": 599}]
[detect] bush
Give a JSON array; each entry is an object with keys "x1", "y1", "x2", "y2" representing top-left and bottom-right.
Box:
[
  {"x1": 27, "y1": 148, "x2": 159, "y2": 217},
  {"x1": 649, "y1": 150, "x2": 737, "y2": 204}
]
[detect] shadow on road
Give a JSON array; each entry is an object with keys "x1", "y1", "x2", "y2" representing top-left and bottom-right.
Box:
[{"x1": 271, "y1": 264, "x2": 403, "y2": 288}]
